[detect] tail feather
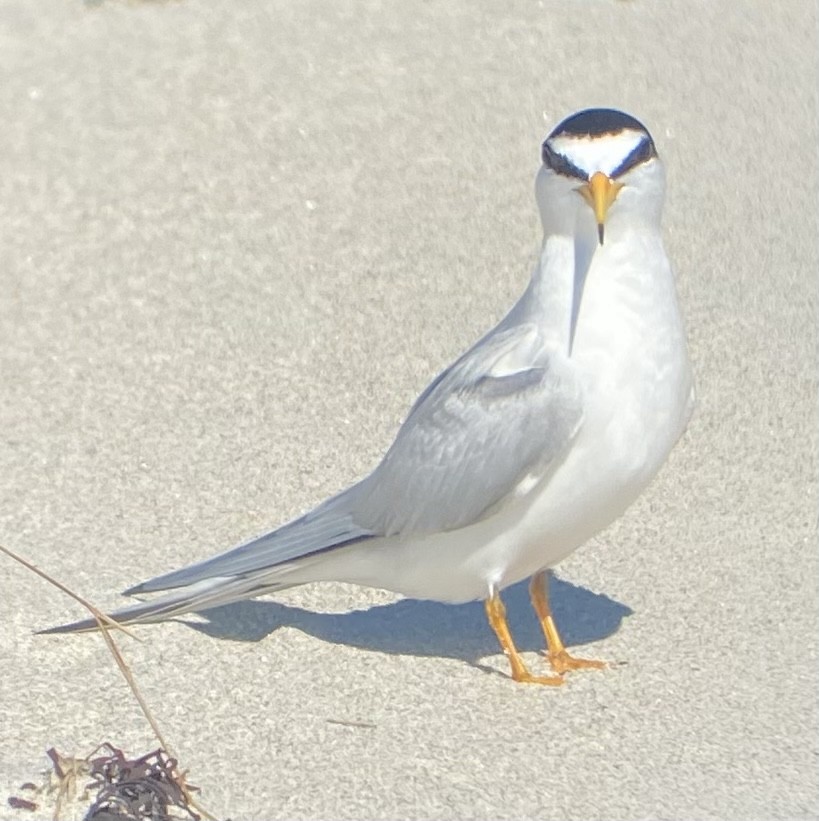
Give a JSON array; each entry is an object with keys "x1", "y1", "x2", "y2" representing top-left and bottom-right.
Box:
[
  {"x1": 40, "y1": 575, "x2": 294, "y2": 635},
  {"x1": 40, "y1": 480, "x2": 378, "y2": 635},
  {"x1": 125, "y1": 489, "x2": 375, "y2": 595}
]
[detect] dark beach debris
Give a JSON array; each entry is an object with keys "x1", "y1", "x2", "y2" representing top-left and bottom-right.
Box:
[
  {"x1": 83, "y1": 744, "x2": 201, "y2": 821},
  {"x1": 7, "y1": 747, "x2": 92, "y2": 818},
  {"x1": 7, "y1": 796, "x2": 38, "y2": 812},
  {"x1": 7, "y1": 744, "x2": 207, "y2": 821}
]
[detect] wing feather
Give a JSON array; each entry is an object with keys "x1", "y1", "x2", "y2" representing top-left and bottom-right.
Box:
[
  {"x1": 127, "y1": 494, "x2": 374, "y2": 594},
  {"x1": 354, "y1": 324, "x2": 583, "y2": 535},
  {"x1": 46, "y1": 322, "x2": 583, "y2": 632}
]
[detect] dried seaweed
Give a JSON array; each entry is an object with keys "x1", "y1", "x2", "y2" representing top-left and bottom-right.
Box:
[
  {"x1": 1, "y1": 543, "x2": 219, "y2": 821},
  {"x1": 83, "y1": 744, "x2": 200, "y2": 821},
  {"x1": 7, "y1": 796, "x2": 38, "y2": 812},
  {"x1": 7, "y1": 744, "x2": 203, "y2": 821}
]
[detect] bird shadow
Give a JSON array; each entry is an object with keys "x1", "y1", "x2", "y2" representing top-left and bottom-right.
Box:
[{"x1": 176, "y1": 575, "x2": 633, "y2": 676}]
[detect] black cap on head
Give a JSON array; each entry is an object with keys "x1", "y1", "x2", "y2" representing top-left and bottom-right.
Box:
[
  {"x1": 541, "y1": 108, "x2": 658, "y2": 180},
  {"x1": 548, "y1": 108, "x2": 652, "y2": 141}
]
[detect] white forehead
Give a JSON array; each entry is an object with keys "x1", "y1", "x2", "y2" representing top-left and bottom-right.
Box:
[{"x1": 547, "y1": 129, "x2": 647, "y2": 175}]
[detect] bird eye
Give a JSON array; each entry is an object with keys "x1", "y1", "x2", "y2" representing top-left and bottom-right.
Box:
[
  {"x1": 610, "y1": 137, "x2": 658, "y2": 178},
  {"x1": 541, "y1": 142, "x2": 586, "y2": 180}
]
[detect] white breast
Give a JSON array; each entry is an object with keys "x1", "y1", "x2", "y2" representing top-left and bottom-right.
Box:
[{"x1": 469, "y1": 229, "x2": 694, "y2": 592}]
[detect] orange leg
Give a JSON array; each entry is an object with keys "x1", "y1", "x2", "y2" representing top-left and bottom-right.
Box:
[
  {"x1": 529, "y1": 570, "x2": 607, "y2": 674},
  {"x1": 484, "y1": 589, "x2": 564, "y2": 686}
]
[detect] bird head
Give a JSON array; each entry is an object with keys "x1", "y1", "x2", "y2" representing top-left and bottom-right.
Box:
[{"x1": 535, "y1": 108, "x2": 664, "y2": 246}]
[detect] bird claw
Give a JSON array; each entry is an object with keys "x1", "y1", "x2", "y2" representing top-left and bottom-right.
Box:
[
  {"x1": 545, "y1": 649, "x2": 607, "y2": 675},
  {"x1": 512, "y1": 668, "x2": 565, "y2": 687}
]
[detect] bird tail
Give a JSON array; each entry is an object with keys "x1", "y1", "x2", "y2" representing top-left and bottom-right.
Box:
[
  {"x1": 38, "y1": 574, "x2": 297, "y2": 635},
  {"x1": 40, "y1": 483, "x2": 377, "y2": 635}
]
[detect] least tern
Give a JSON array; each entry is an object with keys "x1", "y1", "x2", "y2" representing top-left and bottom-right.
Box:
[{"x1": 47, "y1": 108, "x2": 694, "y2": 686}]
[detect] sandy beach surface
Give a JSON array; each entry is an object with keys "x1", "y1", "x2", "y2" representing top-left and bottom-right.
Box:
[{"x1": 1, "y1": 1, "x2": 816, "y2": 818}]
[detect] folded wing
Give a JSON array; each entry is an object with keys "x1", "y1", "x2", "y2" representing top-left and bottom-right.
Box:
[{"x1": 46, "y1": 323, "x2": 583, "y2": 631}]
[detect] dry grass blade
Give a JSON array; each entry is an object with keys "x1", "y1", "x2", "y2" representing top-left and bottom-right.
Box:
[
  {"x1": 46, "y1": 748, "x2": 92, "y2": 821},
  {"x1": 0, "y1": 543, "x2": 140, "y2": 640},
  {"x1": 0, "y1": 542, "x2": 219, "y2": 821}
]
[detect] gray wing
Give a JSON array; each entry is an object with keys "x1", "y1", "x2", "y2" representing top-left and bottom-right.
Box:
[
  {"x1": 352, "y1": 323, "x2": 584, "y2": 535},
  {"x1": 46, "y1": 322, "x2": 582, "y2": 632},
  {"x1": 43, "y1": 494, "x2": 377, "y2": 631},
  {"x1": 137, "y1": 323, "x2": 582, "y2": 585},
  {"x1": 39, "y1": 574, "x2": 295, "y2": 633},
  {"x1": 124, "y1": 491, "x2": 375, "y2": 594}
]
